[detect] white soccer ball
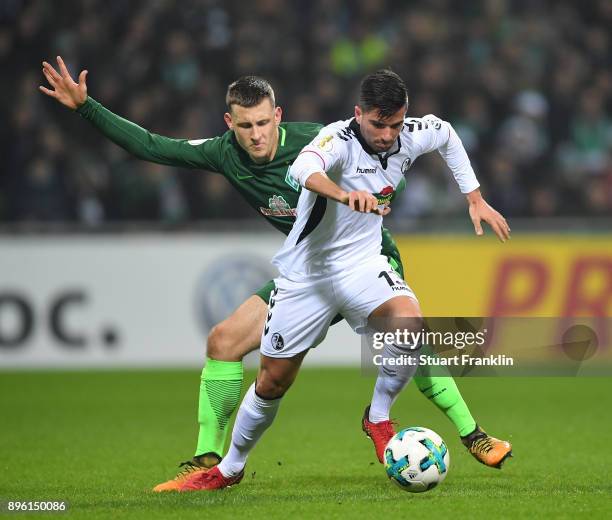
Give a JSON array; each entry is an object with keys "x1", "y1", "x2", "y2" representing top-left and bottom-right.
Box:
[{"x1": 384, "y1": 427, "x2": 450, "y2": 493}]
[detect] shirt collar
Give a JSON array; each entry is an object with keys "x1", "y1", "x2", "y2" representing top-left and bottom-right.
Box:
[{"x1": 349, "y1": 118, "x2": 402, "y2": 168}]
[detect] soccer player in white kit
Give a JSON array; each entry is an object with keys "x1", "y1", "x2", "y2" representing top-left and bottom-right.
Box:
[{"x1": 181, "y1": 70, "x2": 511, "y2": 491}]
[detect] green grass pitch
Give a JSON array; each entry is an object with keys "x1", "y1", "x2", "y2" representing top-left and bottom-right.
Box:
[{"x1": 1, "y1": 369, "x2": 610, "y2": 519}]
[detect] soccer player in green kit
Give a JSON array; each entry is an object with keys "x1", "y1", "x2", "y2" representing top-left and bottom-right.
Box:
[{"x1": 40, "y1": 56, "x2": 512, "y2": 491}]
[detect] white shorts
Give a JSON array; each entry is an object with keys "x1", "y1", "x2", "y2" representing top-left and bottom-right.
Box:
[{"x1": 260, "y1": 255, "x2": 418, "y2": 358}]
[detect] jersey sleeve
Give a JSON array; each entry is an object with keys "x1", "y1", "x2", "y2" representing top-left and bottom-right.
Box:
[
  {"x1": 288, "y1": 126, "x2": 349, "y2": 187},
  {"x1": 77, "y1": 97, "x2": 223, "y2": 172},
  {"x1": 408, "y1": 114, "x2": 480, "y2": 194}
]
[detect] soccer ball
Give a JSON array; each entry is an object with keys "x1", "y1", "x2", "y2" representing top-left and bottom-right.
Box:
[{"x1": 384, "y1": 427, "x2": 450, "y2": 493}]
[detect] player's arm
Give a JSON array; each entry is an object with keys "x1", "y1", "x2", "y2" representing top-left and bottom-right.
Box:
[
  {"x1": 304, "y1": 172, "x2": 389, "y2": 215},
  {"x1": 39, "y1": 56, "x2": 221, "y2": 171},
  {"x1": 290, "y1": 147, "x2": 389, "y2": 215},
  {"x1": 417, "y1": 115, "x2": 510, "y2": 242}
]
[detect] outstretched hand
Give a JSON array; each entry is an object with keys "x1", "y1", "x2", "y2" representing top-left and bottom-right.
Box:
[
  {"x1": 468, "y1": 191, "x2": 511, "y2": 242},
  {"x1": 39, "y1": 56, "x2": 88, "y2": 110}
]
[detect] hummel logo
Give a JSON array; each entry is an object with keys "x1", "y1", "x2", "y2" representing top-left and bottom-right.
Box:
[{"x1": 356, "y1": 166, "x2": 377, "y2": 174}]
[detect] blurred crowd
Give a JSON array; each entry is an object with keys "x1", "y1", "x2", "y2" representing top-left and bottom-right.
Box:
[{"x1": 1, "y1": 0, "x2": 611, "y2": 226}]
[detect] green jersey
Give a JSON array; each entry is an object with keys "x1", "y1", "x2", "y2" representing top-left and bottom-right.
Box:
[
  {"x1": 76, "y1": 97, "x2": 404, "y2": 272},
  {"x1": 78, "y1": 97, "x2": 322, "y2": 235}
]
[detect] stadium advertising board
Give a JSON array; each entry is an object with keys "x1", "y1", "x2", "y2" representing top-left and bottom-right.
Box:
[
  {"x1": 1, "y1": 234, "x2": 610, "y2": 368},
  {"x1": 396, "y1": 235, "x2": 612, "y2": 319},
  {"x1": 0, "y1": 234, "x2": 357, "y2": 368}
]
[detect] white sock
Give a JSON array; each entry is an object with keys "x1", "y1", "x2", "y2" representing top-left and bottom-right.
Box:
[
  {"x1": 369, "y1": 343, "x2": 418, "y2": 423},
  {"x1": 218, "y1": 383, "x2": 281, "y2": 477}
]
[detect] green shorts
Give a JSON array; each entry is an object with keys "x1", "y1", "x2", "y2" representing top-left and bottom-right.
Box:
[{"x1": 254, "y1": 227, "x2": 404, "y2": 326}]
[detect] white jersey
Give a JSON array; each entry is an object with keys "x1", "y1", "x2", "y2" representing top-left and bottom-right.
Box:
[{"x1": 272, "y1": 115, "x2": 480, "y2": 281}]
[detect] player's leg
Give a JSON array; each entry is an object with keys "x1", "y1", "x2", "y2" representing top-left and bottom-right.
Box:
[
  {"x1": 381, "y1": 230, "x2": 478, "y2": 436},
  {"x1": 361, "y1": 294, "x2": 422, "y2": 462},
  {"x1": 338, "y1": 257, "x2": 422, "y2": 462},
  {"x1": 179, "y1": 351, "x2": 308, "y2": 491},
  {"x1": 416, "y1": 352, "x2": 512, "y2": 467},
  {"x1": 217, "y1": 351, "x2": 308, "y2": 476},
  {"x1": 179, "y1": 276, "x2": 335, "y2": 491},
  {"x1": 216, "y1": 276, "x2": 334, "y2": 475},
  {"x1": 366, "y1": 288, "x2": 512, "y2": 467},
  {"x1": 414, "y1": 363, "x2": 476, "y2": 434},
  {"x1": 195, "y1": 294, "x2": 269, "y2": 460},
  {"x1": 414, "y1": 353, "x2": 513, "y2": 468},
  {"x1": 153, "y1": 287, "x2": 271, "y2": 492},
  {"x1": 381, "y1": 232, "x2": 512, "y2": 467},
  {"x1": 367, "y1": 295, "x2": 422, "y2": 422}
]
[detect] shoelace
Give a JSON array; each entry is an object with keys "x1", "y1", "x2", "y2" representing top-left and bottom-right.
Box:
[
  {"x1": 471, "y1": 436, "x2": 494, "y2": 454},
  {"x1": 176, "y1": 460, "x2": 203, "y2": 478}
]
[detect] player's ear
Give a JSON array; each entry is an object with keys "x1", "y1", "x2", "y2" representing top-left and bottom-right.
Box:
[
  {"x1": 274, "y1": 106, "x2": 282, "y2": 125},
  {"x1": 223, "y1": 112, "x2": 233, "y2": 130},
  {"x1": 355, "y1": 105, "x2": 362, "y2": 124}
]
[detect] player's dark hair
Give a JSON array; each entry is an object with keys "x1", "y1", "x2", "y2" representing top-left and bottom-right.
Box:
[
  {"x1": 359, "y1": 69, "x2": 408, "y2": 119},
  {"x1": 226, "y1": 76, "x2": 276, "y2": 110}
]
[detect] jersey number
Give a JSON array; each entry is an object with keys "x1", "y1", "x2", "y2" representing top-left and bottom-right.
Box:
[{"x1": 378, "y1": 271, "x2": 396, "y2": 287}]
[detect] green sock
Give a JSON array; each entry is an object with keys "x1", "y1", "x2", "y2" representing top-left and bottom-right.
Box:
[
  {"x1": 195, "y1": 358, "x2": 243, "y2": 458},
  {"x1": 414, "y1": 373, "x2": 477, "y2": 437},
  {"x1": 413, "y1": 345, "x2": 476, "y2": 437}
]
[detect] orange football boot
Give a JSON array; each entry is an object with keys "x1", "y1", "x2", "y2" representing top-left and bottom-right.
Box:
[
  {"x1": 179, "y1": 465, "x2": 244, "y2": 492},
  {"x1": 461, "y1": 426, "x2": 512, "y2": 468},
  {"x1": 152, "y1": 453, "x2": 221, "y2": 492}
]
